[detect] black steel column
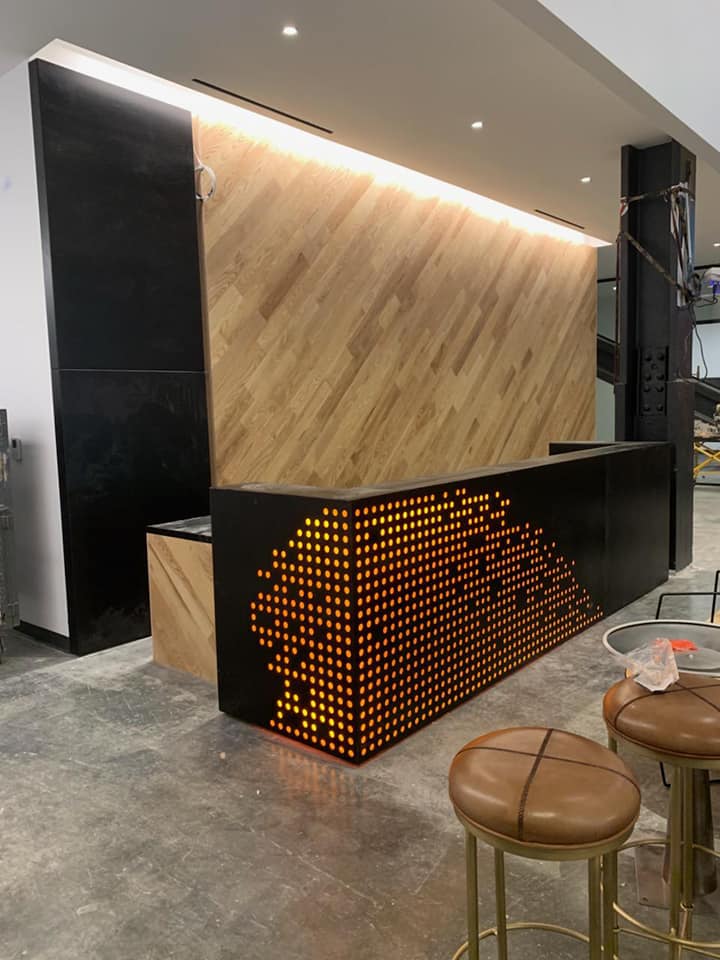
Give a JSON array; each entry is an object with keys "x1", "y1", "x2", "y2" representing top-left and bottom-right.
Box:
[{"x1": 615, "y1": 140, "x2": 695, "y2": 570}]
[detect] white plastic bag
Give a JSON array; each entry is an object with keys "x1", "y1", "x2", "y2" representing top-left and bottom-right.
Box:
[{"x1": 619, "y1": 637, "x2": 679, "y2": 692}]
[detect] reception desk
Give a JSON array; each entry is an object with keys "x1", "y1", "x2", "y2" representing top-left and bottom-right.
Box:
[{"x1": 211, "y1": 441, "x2": 672, "y2": 762}]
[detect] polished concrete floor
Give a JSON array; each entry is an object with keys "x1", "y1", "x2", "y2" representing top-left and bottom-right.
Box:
[
  {"x1": 0, "y1": 629, "x2": 70, "y2": 679},
  {"x1": 1, "y1": 490, "x2": 719, "y2": 960}
]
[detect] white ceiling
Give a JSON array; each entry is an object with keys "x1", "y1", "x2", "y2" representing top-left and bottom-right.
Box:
[{"x1": 2, "y1": 0, "x2": 719, "y2": 271}]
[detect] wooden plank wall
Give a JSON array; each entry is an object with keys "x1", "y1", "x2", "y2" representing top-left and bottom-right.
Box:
[{"x1": 197, "y1": 118, "x2": 597, "y2": 488}]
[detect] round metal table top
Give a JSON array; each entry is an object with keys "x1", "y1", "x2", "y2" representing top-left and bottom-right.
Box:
[{"x1": 603, "y1": 619, "x2": 720, "y2": 676}]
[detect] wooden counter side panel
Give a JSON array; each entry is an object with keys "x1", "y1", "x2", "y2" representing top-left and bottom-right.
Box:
[
  {"x1": 147, "y1": 533, "x2": 216, "y2": 684},
  {"x1": 198, "y1": 119, "x2": 597, "y2": 488}
]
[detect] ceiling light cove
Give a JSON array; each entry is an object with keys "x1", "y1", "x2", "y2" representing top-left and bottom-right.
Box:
[
  {"x1": 40, "y1": 43, "x2": 608, "y2": 249},
  {"x1": 471, "y1": 120, "x2": 484, "y2": 130},
  {"x1": 282, "y1": 25, "x2": 299, "y2": 37},
  {"x1": 580, "y1": 176, "x2": 592, "y2": 184}
]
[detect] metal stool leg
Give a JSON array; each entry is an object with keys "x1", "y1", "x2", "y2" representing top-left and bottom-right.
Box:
[
  {"x1": 668, "y1": 767, "x2": 683, "y2": 960},
  {"x1": 494, "y1": 849, "x2": 508, "y2": 960},
  {"x1": 602, "y1": 850, "x2": 618, "y2": 960},
  {"x1": 466, "y1": 830, "x2": 479, "y2": 960},
  {"x1": 682, "y1": 768, "x2": 695, "y2": 942},
  {"x1": 452, "y1": 828, "x2": 631, "y2": 959},
  {"x1": 588, "y1": 857, "x2": 602, "y2": 960},
  {"x1": 691, "y1": 770, "x2": 717, "y2": 895}
]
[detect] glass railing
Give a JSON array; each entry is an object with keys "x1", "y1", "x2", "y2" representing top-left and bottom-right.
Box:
[
  {"x1": 597, "y1": 275, "x2": 719, "y2": 379},
  {"x1": 597, "y1": 278, "x2": 616, "y2": 341}
]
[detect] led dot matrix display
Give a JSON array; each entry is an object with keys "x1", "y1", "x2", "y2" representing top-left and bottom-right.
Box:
[{"x1": 248, "y1": 486, "x2": 602, "y2": 762}]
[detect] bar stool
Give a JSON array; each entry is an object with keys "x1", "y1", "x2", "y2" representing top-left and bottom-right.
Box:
[
  {"x1": 448, "y1": 727, "x2": 640, "y2": 959},
  {"x1": 603, "y1": 673, "x2": 720, "y2": 958}
]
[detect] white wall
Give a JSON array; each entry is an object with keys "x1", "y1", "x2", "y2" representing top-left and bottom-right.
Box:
[
  {"x1": 0, "y1": 62, "x2": 69, "y2": 636},
  {"x1": 535, "y1": 1, "x2": 720, "y2": 159},
  {"x1": 694, "y1": 325, "x2": 720, "y2": 379},
  {"x1": 496, "y1": 0, "x2": 720, "y2": 175}
]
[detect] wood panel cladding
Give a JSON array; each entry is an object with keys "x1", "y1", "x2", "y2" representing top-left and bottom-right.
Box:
[
  {"x1": 148, "y1": 534, "x2": 216, "y2": 684},
  {"x1": 197, "y1": 118, "x2": 597, "y2": 488}
]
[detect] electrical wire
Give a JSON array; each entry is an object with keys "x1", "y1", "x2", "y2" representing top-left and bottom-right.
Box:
[
  {"x1": 690, "y1": 301, "x2": 710, "y2": 378},
  {"x1": 617, "y1": 178, "x2": 711, "y2": 384},
  {"x1": 694, "y1": 269, "x2": 719, "y2": 309},
  {"x1": 193, "y1": 149, "x2": 217, "y2": 202}
]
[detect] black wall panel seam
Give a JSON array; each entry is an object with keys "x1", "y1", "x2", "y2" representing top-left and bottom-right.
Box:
[{"x1": 57, "y1": 369, "x2": 210, "y2": 375}]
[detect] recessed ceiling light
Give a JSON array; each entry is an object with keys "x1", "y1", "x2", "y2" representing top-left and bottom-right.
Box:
[
  {"x1": 714, "y1": 242, "x2": 720, "y2": 248},
  {"x1": 471, "y1": 120, "x2": 484, "y2": 130},
  {"x1": 282, "y1": 25, "x2": 299, "y2": 36},
  {"x1": 580, "y1": 176, "x2": 592, "y2": 184}
]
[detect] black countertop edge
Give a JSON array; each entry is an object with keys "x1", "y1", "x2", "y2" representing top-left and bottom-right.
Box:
[
  {"x1": 147, "y1": 516, "x2": 212, "y2": 543},
  {"x1": 211, "y1": 440, "x2": 671, "y2": 502}
]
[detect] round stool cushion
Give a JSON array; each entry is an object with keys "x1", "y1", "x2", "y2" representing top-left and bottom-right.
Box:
[
  {"x1": 449, "y1": 727, "x2": 640, "y2": 850},
  {"x1": 604, "y1": 673, "x2": 720, "y2": 761}
]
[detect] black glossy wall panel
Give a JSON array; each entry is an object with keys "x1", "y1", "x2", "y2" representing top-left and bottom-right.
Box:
[
  {"x1": 58, "y1": 371, "x2": 210, "y2": 654},
  {"x1": 30, "y1": 59, "x2": 211, "y2": 654},
  {"x1": 212, "y1": 442, "x2": 671, "y2": 762},
  {"x1": 30, "y1": 60, "x2": 204, "y2": 372}
]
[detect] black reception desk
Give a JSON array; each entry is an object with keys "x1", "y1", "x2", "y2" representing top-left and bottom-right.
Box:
[{"x1": 211, "y1": 441, "x2": 672, "y2": 762}]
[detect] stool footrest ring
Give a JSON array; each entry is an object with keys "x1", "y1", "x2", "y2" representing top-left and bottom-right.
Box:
[
  {"x1": 619, "y1": 835, "x2": 720, "y2": 860},
  {"x1": 451, "y1": 920, "x2": 589, "y2": 960},
  {"x1": 609, "y1": 836, "x2": 720, "y2": 956},
  {"x1": 610, "y1": 837, "x2": 720, "y2": 956},
  {"x1": 693, "y1": 843, "x2": 720, "y2": 861},
  {"x1": 614, "y1": 900, "x2": 720, "y2": 958}
]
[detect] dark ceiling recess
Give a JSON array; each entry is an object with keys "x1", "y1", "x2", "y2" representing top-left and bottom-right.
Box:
[
  {"x1": 534, "y1": 209, "x2": 586, "y2": 230},
  {"x1": 191, "y1": 78, "x2": 334, "y2": 134}
]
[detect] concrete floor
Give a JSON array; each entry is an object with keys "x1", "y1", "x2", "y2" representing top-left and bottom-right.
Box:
[
  {"x1": 1, "y1": 489, "x2": 719, "y2": 960},
  {"x1": 0, "y1": 629, "x2": 70, "y2": 679}
]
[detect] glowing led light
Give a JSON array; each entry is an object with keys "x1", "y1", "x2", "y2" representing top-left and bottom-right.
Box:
[
  {"x1": 249, "y1": 487, "x2": 601, "y2": 760},
  {"x1": 580, "y1": 176, "x2": 592, "y2": 184},
  {"x1": 282, "y1": 24, "x2": 299, "y2": 36},
  {"x1": 471, "y1": 120, "x2": 484, "y2": 130}
]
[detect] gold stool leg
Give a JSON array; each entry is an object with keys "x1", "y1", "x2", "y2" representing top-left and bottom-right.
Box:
[
  {"x1": 682, "y1": 767, "x2": 695, "y2": 943},
  {"x1": 668, "y1": 766, "x2": 683, "y2": 960},
  {"x1": 588, "y1": 857, "x2": 602, "y2": 960},
  {"x1": 494, "y1": 849, "x2": 508, "y2": 960},
  {"x1": 602, "y1": 850, "x2": 618, "y2": 960},
  {"x1": 466, "y1": 830, "x2": 480, "y2": 960}
]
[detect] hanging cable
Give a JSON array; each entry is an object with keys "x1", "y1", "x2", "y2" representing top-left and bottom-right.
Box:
[
  {"x1": 617, "y1": 182, "x2": 697, "y2": 303},
  {"x1": 691, "y1": 302, "x2": 710, "y2": 378},
  {"x1": 194, "y1": 150, "x2": 217, "y2": 202},
  {"x1": 616, "y1": 179, "x2": 710, "y2": 382}
]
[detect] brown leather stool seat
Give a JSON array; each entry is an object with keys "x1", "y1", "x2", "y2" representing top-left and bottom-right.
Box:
[
  {"x1": 604, "y1": 673, "x2": 720, "y2": 761},
  {"x1": 449, "y1": 727, "x2": 640, "y2": 960},
  {"x1": 450, "y1": 726, "x2": 641, "y2": 856}
]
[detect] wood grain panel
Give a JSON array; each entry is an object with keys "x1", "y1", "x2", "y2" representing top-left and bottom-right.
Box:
[
  {"x1": 198, "y1": 119, "x2": 597, "y2": 487},
  {"x1": 148, "y1": 534, "x2": 216, "y2": 684}
]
